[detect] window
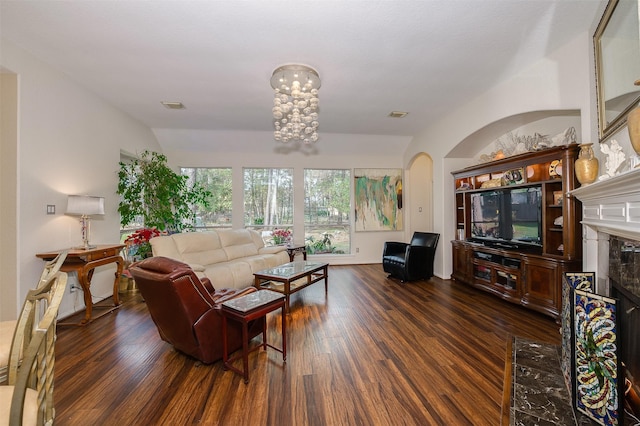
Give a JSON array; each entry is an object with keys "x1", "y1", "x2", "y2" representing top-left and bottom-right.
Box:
[
  {"x1": 304, "y1": 169, "x2": 351, "y2": 254},
  {"x1": 181, "y1": 167, "x2": 233, "y2": 230},
  {"x1": 119, "y1": 152, "x2": 143, "y2": 243},
  {"x1": 244, "y1": 168, "x2": 293, "y2": 244}
]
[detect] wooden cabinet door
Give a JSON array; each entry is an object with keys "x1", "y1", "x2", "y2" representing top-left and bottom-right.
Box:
[
  {"x1": 451, "y1": 241, "x2": 471, "y2": 282},
  {"x1": 522, "y1": 257, "x2": 560, "y2": 318}
]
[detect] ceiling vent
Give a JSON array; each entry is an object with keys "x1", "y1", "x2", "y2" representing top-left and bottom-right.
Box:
[
  {"x1": 388, "y1": 111, "x2": 408, "y2": 118},
  {"x1": 161, "y1": 101, "x2": 186, "y2": 110}
]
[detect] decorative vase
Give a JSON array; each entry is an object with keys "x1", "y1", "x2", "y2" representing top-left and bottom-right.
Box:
[
  {"x1": 575, "y1": 143, "x2": 599, "y2": 186},
  {"x1": 629, "y1": 105, "x2": 640, "y2": 158}
]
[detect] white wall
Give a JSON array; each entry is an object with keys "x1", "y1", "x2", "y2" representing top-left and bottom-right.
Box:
[
  {"x1": 164, "y1": 136, "x2": 409, "y2": 266},
  {"x1": 1, "y1": 73, "x2": 18, "y2": 320},
  {"x1": 0, "y1": 40, "x2": 161, "y2": 319},
  {"x1": 405, "y1": 32, "x2": 596, "y2": 279}
]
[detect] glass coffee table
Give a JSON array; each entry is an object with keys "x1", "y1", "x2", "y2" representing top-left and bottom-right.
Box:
[{"x1": 253, "y1": 261, "x2": 329, "y2": 312}]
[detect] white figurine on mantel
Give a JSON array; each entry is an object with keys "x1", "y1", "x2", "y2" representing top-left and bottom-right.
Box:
[{"x1": 599, "y1": 139, "x2": 626, "y2": 180}]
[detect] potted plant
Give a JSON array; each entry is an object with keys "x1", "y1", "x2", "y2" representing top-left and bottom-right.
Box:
[
  {"x1": 124, "y1": 227, "x2": 161, "y2": 260},
  {"x1": 117, "y1": 150, "x2": 211, "y2": 233},
  {"x1": 272, "y1": 228, "x2": 292, "y2": 245}
]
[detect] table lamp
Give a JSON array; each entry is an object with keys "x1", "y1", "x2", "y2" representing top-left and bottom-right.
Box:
[{"x1": 66, "y1": 195, "x2": 105, "y2": 249}]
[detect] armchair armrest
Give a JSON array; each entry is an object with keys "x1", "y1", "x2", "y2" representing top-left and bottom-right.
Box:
[
  {"x1": 405, "y1": 244, "x2": 433, "y2": 260},
  {"x1": 383, "y1": 241, "x2": 409, "y2": 257},
  {"x1": 259, "y1": 246, "x2": 287, "y2": 255}
]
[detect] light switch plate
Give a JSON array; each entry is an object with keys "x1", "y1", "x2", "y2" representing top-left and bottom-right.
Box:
[{"x1": 46, "y1": 205, "x2": 55, "y2": 215}]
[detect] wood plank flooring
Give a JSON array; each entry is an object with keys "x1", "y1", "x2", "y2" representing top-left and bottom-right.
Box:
[{"x1": 52, "y1": 264, "x2": 560, "y2": 426}]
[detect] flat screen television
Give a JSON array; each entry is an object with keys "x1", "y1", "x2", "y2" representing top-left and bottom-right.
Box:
[{"x1": 470, "y1": 186, "x2": 542, "y2": 249}]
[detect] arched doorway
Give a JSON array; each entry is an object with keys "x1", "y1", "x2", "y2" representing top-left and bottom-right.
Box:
[{"x1": 407, "y1": 153, "x2": 433, "y2": 235}]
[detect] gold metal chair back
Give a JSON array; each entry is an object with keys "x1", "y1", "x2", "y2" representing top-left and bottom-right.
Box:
[{"x1": 3, "y1": 271, "x2": 68, "y2": 426}]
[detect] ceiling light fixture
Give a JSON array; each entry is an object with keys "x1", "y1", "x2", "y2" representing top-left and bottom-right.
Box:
[
  {"x1": 270, "y1": 64, "x2": 320, "y2": 144},
  {"x1": 161, "y1": 101, "x2": 185, "y2": 110},
  {"x1": 388, "y1": 111, "x2": 409, "y2": 118}
]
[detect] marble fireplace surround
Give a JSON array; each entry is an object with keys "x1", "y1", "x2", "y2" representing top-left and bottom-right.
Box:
[{"x1": 571, "y1": 167, "x2": 640, "y2": 291}]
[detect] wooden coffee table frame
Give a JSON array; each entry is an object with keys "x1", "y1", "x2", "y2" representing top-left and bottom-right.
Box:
[{"x1": 253, "y1": 261, "x2": 329, "y2": 312}]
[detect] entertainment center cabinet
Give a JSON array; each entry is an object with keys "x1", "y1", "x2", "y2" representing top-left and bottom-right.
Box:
[{"x1": 451, "y1": 144, "x2": 582, "y2": 319}]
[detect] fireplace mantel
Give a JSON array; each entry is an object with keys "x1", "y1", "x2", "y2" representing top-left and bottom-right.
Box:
[{"x1": 571, "y1": 167, "x2": 640, "y2": 242}]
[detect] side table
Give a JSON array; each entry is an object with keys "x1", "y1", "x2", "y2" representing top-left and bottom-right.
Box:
[
  {"x1": 221, "y1": 289, "x2": 286, "y2": 383},
  {"x1": 36, "y1": 244, "x2": 125, "y2": 325},
  {"x1": 286, "y1": 244, "x2": 307, "y2": 262}
]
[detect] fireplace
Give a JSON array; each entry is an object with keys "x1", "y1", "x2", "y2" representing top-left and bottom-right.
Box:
[
  {"x1": 572, "y1": 169, "x2": 640, "y2": 420},
  {"x1": 609, "y1": 236, "x2": 640, "y2": 418}
]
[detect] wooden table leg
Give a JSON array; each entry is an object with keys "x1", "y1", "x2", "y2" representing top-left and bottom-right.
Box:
[
  {"x1": 324, "y1": 265, "x2": 329, "y2": 293},
  {"x1": 222, "y1": 316, "x2": 229, "y2": 369},
  {"x1": 285, "y1": 281, "x2": 291, "y2": 313},
  {"x1": 262, "y1": 315, "x2": 267, "y2": 351},
  {"x1": 112, "y1": 257, "x2": 124, "y2": 307},
  {"x1": 78, "y1": 267, "x2": 94, "y2": 324},
  {"x1": 281, "y1": 303, "x2": 287, "y2": 362},
  {"x1": 242, "y1": 320, "x2": 249, "y2": 384}
]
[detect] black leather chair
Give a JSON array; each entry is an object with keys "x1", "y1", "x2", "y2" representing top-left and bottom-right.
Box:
[{"x1": 382, "y1": 232, "x2": 440, "y2": 282}]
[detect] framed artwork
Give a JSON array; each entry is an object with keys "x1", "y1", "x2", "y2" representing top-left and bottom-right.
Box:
[
  {"x1": 553, "y1": 190, "x2": 564, "y2": 206},
  {"x1": 573, "y1": 289, "x2": 622, "y2": 425},
  {"x1": 561, "y1": 272, "x2": 596, "y2": 402},
  {"x1": 354, "y1": 168, "x2": 403, "y2": 231}
]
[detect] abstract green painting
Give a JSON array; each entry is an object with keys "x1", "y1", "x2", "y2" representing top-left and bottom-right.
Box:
[{"x1": 354, "y1": 168, "x2": 403, "y2": 231}]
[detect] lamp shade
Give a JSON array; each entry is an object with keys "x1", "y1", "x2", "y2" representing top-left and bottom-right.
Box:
[{"x1": 66, "y1": 195, "x2": 105, "y2": 216}]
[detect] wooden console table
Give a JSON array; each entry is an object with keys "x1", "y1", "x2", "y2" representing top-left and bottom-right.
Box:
[{"x1": 36, "y1": 244, "x2": 125, "y2": 325}]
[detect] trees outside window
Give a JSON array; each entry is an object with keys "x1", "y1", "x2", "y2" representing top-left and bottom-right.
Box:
[
  {"x1": 140, "y1": 165, "x2": 352, "y2": 255},
  {"x1": 304, "y1": 169, "x2": 351, "y2": 254},
  {"x1": 181, "y1": 167, "x2": 233, "y2": 230},
  {"x1": 244, "y1": 168, "x2": 293, "y2": 244}
]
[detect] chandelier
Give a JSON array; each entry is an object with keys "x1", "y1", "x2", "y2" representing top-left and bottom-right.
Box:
[{"x1": 270, "y1": 64, "x2": 321, "y2": 144}]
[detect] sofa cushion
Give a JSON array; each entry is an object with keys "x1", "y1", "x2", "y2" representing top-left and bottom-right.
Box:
[
  {"x1": 150, "y1": 235, "x2": 181, "y2": 259},
  {"x1": 0, "y1": 386, "x2": 38, "y2": 426},
  {"x1": 171, "y1": 232, "x2": 228, "y2": 265},
  {"x1": 218, "y1": 229, "x2": 259, "y2": 260},
  {"x1": 249, "y1": 230, "x2": 266, "y2": 249},
  {"x1": 242, "y1": 255, "x2": 269, "y2": 273},
  {"x1": 204, "y1": 260, "x2": 254, "y2": 289}
]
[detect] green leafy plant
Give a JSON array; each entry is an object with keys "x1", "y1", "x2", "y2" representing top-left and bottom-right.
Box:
[
  {"x1": 117, "y1": 150, "x2": 211, "y2": 233},
  {"x1": 305, "y1": 232, "x2": 335, "y2": 254}
]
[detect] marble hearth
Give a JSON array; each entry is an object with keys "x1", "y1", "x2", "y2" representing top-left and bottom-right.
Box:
[{"x1": 504, "y1": 336, "x2": 593, "y2": 425}]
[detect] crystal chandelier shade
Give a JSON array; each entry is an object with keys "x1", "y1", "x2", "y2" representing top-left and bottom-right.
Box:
[{"x1": 270, "y1": 64, "x2": 321, "y2": 144}]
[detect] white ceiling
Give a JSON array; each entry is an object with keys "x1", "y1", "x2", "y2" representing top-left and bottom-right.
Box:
[{"x1": 0, "y1": 0, "x2": 606, "y2": 154}]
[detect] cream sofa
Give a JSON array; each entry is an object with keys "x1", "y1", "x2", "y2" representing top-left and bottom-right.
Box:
[{"x1": 149, "y1": 229, "x2": 290, "y2": 290}]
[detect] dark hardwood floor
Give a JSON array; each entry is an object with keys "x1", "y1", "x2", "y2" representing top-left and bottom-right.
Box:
[{"x1": 52, "y1": 264, "x2": 560, "y2": 426}]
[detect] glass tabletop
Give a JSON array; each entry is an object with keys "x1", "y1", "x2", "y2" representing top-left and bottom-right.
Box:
[
  {"x1": 221, "y1": 289, "x2": 284, "y2": 313},
  {"x1": 255, "y1": 261, "x2": 326, "y2": 279}
]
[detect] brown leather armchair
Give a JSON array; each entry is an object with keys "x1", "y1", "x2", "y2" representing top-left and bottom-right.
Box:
[
  {"x1": 382, "y1": 232, "x2": 440, "y2": 282},
  {"x1": 129, "y1": 256, "x2": 263, "y2": 364}
]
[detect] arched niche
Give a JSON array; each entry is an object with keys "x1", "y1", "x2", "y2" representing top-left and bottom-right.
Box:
[{"x1": 446, "y1": 109, "x2": 581, "y2": 160}]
